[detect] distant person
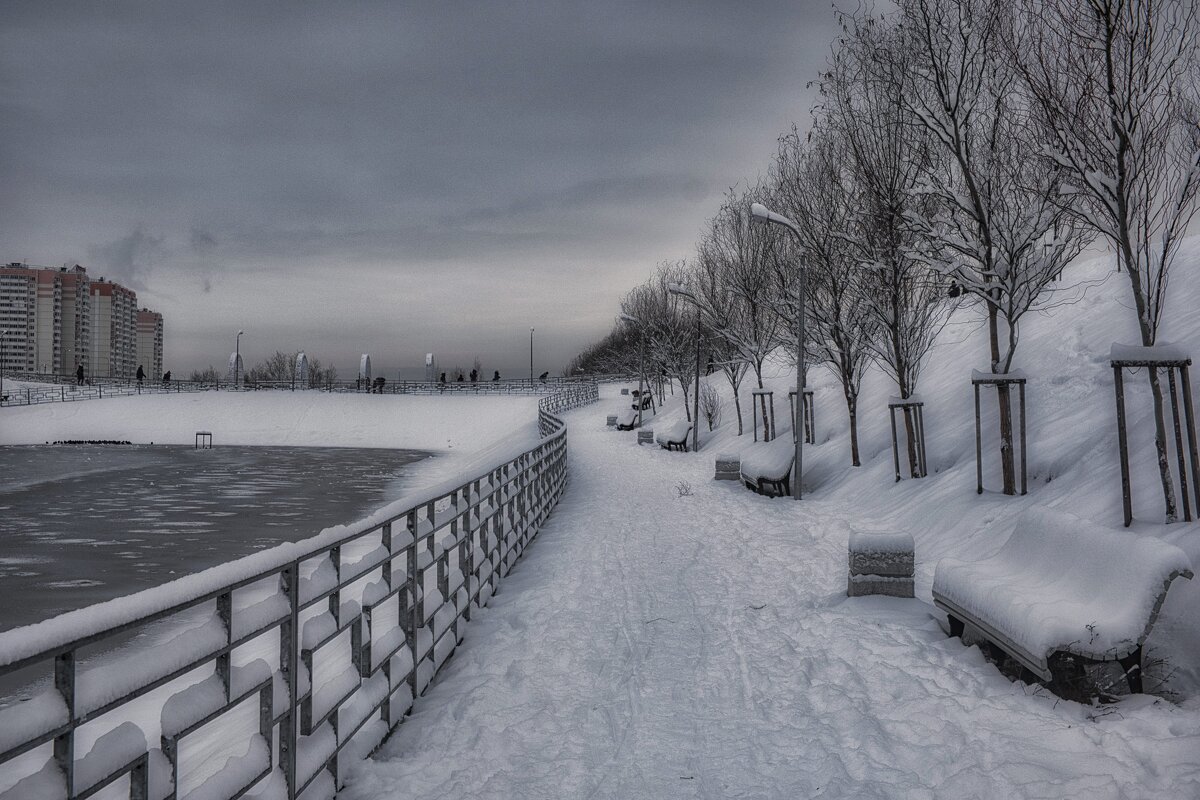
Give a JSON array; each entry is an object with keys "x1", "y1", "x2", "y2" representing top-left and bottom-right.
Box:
[
  {"x1": 439, "y1": 372, "x2": 446, "y2": 383},
  {"x1": 539, "y1": 371, "x2": 549, "y2": 381},
  {"x1": 76, "y1": 364, "x2": 84, "y2": 385},
  {"x1": 492, "y1": 370, "x2": 500, "y2": 381},
  {"x1": 470, "y1": 368, "x2": 478, "y2": 382},
  {"x1": 162, "y1": 371, "x2": 171, "y2": 384},
  {"x1": 136, "y1": 365, "x2": 145, "y2": 385},
  {"x1": 456, "y1": 373, "x2": 464, "y2": 382}
]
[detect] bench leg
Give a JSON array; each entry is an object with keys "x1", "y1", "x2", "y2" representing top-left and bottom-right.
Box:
[
  {"x1": 948, "y1": 615, "x2": 964, "y2": 639},
  {"x1": 1119, "y1": 647, "x2": 1143, "y2": 694}
]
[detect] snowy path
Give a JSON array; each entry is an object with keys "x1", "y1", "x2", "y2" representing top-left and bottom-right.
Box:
[{"x1": 341, "y1": 406, "x2": 1200, "y2": 799}]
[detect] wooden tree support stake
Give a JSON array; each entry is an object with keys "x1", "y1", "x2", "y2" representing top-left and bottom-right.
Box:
[
  {"x1": 1110, "y1": 343, "x2": 1200, "y2": 527},
  {"x1": 971, "y1": 370, "x2": 1028, "y2": 496}
]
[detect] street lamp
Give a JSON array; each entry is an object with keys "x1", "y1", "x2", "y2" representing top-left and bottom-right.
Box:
[
  {"x1": 750, "y1": 201, "x2": 805, "y2": 500},
  {"x1": 667, "y1": 283, "x2": 703, "y2": 453},
  {"x1": 619, "y1": 312, "x2": 648, "y2": 428},
  {"x1": 529, "y1": 327, "x2": 535, "y2": 385},
  {"x1": 0, "y1": 330, "x2": 7, "y2": 402},
  {"x1": 235, "y1": 330, "x2": 244, "y2": 389}
]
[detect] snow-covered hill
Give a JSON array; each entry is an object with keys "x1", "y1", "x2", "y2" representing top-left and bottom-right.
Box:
[{"x1": 641, "y1": 238, "x2": 1200, "y2": 697}]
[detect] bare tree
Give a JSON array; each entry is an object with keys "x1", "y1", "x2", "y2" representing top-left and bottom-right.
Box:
[
  {"x1": 188, "y1": 365, "x2": 220, "y2": 383},
  {"x1": 698, "y1": 186, "x2": 786, "y2": 437},
  {"x1": 773, "y1": 126, "x2": 878, "y2": 466},
  {"x1": 699, "y1": 382, "x2": 723, "y2": 431},
  {"x1": 622, "y1": 263, "x2": 699, "y2": 420},
  {"x1": 899, "y1": 0, "x2": 1092, "y2": 493},
  {"x1": 820, "y1": 11, "x2": 953, "y2": 476},
  {"x1": 1012, "y1": 0, "x2": 1200, "y2": 519}
]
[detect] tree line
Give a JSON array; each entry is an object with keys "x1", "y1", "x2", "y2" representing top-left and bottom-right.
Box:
[{"x1": 569, "y1": 0, "x2": 1200, "y2": 516}]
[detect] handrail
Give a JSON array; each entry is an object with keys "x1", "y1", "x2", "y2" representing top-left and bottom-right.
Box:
[
  {"x1": 0, "y1": 375, "x2": 622, "y2": 407},
  {"x1": 0, "y1": 382, "x2": 598, "y2": 800}
]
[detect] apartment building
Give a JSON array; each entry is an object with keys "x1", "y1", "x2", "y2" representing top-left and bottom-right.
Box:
[
  {"x1": 60, "y1": 265, "x2": 91, "y2": 376},
  {"x1": 136, "y1": 308, "x2": 164, "y2": 380},
  {"x1": 2, "y1": 262, "x2": 162, "y2": 380},
  {"x1": 0, "y1": 264, "x2": 37, "y2": 373},
  {"x1": 90, "y1": 278, "x2": 138, "y2": 380}
]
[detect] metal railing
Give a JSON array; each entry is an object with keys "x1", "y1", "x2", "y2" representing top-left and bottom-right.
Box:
[
  {"x1": 0, "y1": 373, "x2": 621, "y2": 407},
  {"x1": 0, "y1": 382, "x2": 598, "y2": 800}
]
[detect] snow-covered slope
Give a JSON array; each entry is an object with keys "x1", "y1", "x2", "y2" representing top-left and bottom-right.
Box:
[{"x1": 641, "y1": 239, "x2": 1200, "y2": 694}]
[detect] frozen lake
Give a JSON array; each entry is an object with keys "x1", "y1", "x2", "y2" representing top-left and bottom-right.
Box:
[{"x1": 0, "y1": 443, "x2": 431, "y2": 631}]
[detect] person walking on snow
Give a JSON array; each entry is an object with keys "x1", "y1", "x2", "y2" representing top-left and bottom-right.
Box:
[
  {"x1": 76, "y1": 364, "x2": 84, "y2": 385},
  {"x1": 136, "y1": 365, "x2": 145, "y2": 386}
]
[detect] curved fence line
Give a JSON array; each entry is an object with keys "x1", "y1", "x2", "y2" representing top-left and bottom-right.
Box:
[
  {"x1": 0, "y1": 374, "x2": 625, "y2": 407},
  {"x1": 0, "y1": 382, "x2": 598, "y2": 800}
]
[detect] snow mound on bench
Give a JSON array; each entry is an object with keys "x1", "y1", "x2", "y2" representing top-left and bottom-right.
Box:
[
  {"x1": 934, "y1": 507, "x2": 1193, "y2": 667},
  {"x1": 739, "y1": 436, "x2": 794, "y2": 482},
  {"x1": 655, "y1": 419, "x2": 691, "y2": 447}
]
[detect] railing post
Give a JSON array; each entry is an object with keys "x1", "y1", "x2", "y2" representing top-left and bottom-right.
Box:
[
  {"x1": 407, "y1": 510, "x2": 420, "y2": 698},
  {"x1": 53, "y1": 651, "x2": 75, "y2": 797},
  {"x1": 279, "y1": 563, "x2": 300, "y2": 800},
  {"x1": 217, "y1": 591, "x2": 233, "y2": 700}
]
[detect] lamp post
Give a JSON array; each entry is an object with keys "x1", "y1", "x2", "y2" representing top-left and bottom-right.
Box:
[
  {"x1": 235, "y1": 329, "x2": 244, "y2": 389},
  {"x1": 750, "y1": 201, "x2": 805, "y2": 500},
  {"x1": 619, "y1": 312, "x2": 647, "y2": 428},
  {"x1": 667, "y1": 283, "x2": 702, "y2": 453},
  {"x1": 0, "y1": 330, "x2": 7, "y2": 402},
  {"x1": 529, "y1": 327, "x2": 535, "y2": 385}
]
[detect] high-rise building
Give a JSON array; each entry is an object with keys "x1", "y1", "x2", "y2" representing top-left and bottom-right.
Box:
[
  {"x1": 0, "y1": 264, "x2": 37, "y2": 374},
  {"x1": 136, "y1": 308, "x2": 163, "y2": 380},
  {"x1": 2, "y1": 262, "x2": 161, "y2": 381},
  {"x1": 59, "y1": 265, "x2": 91, "y2": 378},
  {"x1": 34, "y1": 269, "x2": 62, "y2": 374},
  {"x1": 90, "y1": 278, "x2": 138, "y2": 380}
]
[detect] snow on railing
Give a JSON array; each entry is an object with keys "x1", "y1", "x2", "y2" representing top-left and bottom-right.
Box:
[
  {"x1": 0, "y1": 382, "x2": 598, "y2": 800},
  {"x1": 0, "y1": 376, "x2": 612, "y2": 407}
]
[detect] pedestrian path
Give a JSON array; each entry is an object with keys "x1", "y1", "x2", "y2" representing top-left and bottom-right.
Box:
[{"x1": 340, "y1": 404, "x2": 1200, "y2": 799}]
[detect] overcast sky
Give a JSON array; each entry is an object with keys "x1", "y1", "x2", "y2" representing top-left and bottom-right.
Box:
[{"x1": 1, "y1": 1, "x2": 839, "y2": 379}]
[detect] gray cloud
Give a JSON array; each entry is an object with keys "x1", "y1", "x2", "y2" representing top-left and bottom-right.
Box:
[
  {"x1": 0, "y1": 1, "x2": 839, "y2": 376},
  {"x1": 86, "y1": 227, "x2": 166, "y2": 293}
]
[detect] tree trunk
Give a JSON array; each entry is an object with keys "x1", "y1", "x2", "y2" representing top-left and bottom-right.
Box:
[
  {"x1": 844, "y1": 380, "x2": 860, "y2": 467},
  {"x1": 733, "y1": 389, "x2": 744, "y2": 436},
  {"x1": 988, "y1": 304, "x2": 1017, "y2": 495}
]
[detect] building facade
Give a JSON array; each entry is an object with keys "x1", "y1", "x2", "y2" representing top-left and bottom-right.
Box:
[
  {"x1": 3, "y1": 262, "x2": 163, "y2": 381},
  {"x1": 90, "y1": 279, "x2": 138, "y2": 380},
  {"x1": 59, "y1": 265, "x2": 91, "y2": 377},
  {"x1": 0, "y1": 264, "x2": 38, "y2": 374},
  {"x1": 136, "y1": 308, "x2": 164, "y2": 380}
]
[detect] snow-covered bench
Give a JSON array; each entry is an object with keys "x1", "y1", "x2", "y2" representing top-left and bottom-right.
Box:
[
  {"x1": 614, "y1": 408, "x2": 639, "y2": 430},
  {"x1": 739, "y1": 436, "x2": 794, "y2": 497},
  {"x1": 655, "y1": 419, "x2": 692, "y2": 451},
  {"x1": 932, "y1": 507, "x2": 1193, "y2": 693}
]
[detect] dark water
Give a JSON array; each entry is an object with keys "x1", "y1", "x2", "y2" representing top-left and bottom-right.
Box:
[{"x1": 0, "y1": 444, "x2": 431, "y2": 631}]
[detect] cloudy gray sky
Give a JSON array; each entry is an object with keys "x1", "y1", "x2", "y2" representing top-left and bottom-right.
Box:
[{"x1": 1, "y1": 1, "x2": 838, "y2": 379}]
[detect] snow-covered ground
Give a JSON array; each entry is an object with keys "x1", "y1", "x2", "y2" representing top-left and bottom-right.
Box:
[
  {"x1": 0, "y1": 392, "x2": 540, "y2": 491},
  {"x1": 4, "y1": 243, "x2": 1200, "y2": 797},
  {"x1": 341, "y1": 245, "x2": 1200, "y2": 798}
]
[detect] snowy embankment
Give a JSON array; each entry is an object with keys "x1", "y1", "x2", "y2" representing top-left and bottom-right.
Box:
[
  {"x1": 0, "y1": 392, "x2": 540, "y2": 490},
  {"x1": 342, "y1": 244, "x2": 1200, "y2": 798}
]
